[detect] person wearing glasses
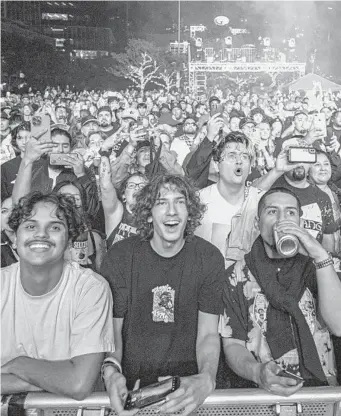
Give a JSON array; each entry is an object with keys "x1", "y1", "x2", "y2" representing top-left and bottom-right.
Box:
[
  {"x1": 170, "y1": 116, "x2": 198, "y2": 166},
  {"x1": 99, "y1": 155, "x2": 148, "y2": 247}
]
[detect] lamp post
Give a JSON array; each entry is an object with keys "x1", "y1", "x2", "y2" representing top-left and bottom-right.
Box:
[{"x1": 178, "y1": 0, "x2": 181, "y2": 55}]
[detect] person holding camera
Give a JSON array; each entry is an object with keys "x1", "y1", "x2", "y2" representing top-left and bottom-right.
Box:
[
  {"x1": 12, "y1": 128, "x2": 99, "y2": 219},
  {"x1": 221, "y1": 187, "x2": 341, "y2": 395},
  {"x1": 100, "y1": 174, "x2": 225, "y2": 416},
  {"x1": 271, "y1": 139, "x2": 336, "y2": 255}
]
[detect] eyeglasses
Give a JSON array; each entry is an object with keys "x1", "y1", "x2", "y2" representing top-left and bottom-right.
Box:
[
  {"x1": 126, "y1": 182, "x2": 145, "y2": 190},
  {"x1": 221, "y1": 152, "x2": 250, "y2": 163},
  {"x1": 184, "y1": 122, "x2": 196, "y2": 126}
]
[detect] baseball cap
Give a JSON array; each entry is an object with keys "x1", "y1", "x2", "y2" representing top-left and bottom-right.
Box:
[
  {"x1": 0, "y1": 111, "x2": 9, "y2": 120},
  {"x1": 209, "y1": 96, "x2": 221, "y2": 104},
  {"x1": 294, "y1": 110, "x2": 308, "y2": 118},
  {"x1": 97, "y1": 106, "x2": 112, "y2": 115},
  {"x1": 136, "y1": 140, "x2": 150, "y2": 152},
  {"x1": 158, "y1": 113, "x2": 181, "y2": 127},
  {"x1": 239, "y1": 118, "x2": 256, "y2": 129},
  {"x1": 81, "y1": 115, "x2": 99, "y2": 127},
  {"x1": 121, "y1": 108, "x2": 139, "y2": 121}
]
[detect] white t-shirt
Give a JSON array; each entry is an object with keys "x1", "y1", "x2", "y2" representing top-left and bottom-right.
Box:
[
  {"x1": 170, "y1": 137, "x2": 191, "y2": 166},
  {"x1": 1, "y1": 261, "x2": 115, "y2": 365},
  {"x1": 195, "y1": 183, "x2": 242, "y2": 255}
]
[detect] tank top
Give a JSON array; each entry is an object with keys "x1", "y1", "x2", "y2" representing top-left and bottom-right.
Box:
[{"x1": 107, "y1": 206, "x2": 138, "y2": 248}]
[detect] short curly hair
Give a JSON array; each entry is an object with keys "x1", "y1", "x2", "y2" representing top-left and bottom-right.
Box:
[
  {"x1": 132, "y1": 174, "x2": 206, "y2": 241},
  {"x1": 212, "y1": 131, "x2": 255, "y2": 166},
  {"x1": 8, "y1": 191, "x2": 85, "y2": 242}
]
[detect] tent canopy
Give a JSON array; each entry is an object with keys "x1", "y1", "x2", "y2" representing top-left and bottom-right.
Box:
[{"x1": 286, "y1": 73, "x2": 341, "y2": 92}]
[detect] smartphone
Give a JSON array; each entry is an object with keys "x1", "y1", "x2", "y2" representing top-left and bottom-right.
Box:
[
  {"x1": 124, "y1": 376, "x2": 180, "y2": 410},
  {"x1": 31, "y1": 114, "x2": 51, "y2": 143},
  {"x1": 288, "y1": 147, "x2": 317, "y2": 164},
  {"x1": 313, "y1": 113, "x2": 327, "y2": 137},
  {"x1": 49, "y1": 153, "x2": 70, "y2": 166},
  {"x1": 277, "y1": 369, "x2": 304, "y2": 382}
]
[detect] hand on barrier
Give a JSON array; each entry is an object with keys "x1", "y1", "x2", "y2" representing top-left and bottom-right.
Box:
[
  {"x1": 256, "y1": 361, "x2": 304, "y2": 397},
  {"x1": 105, "y1": 372, "x2": 139, "y2": 416},
  {"x1": 156, "y1": 373, "x2": 215, "y2": 416}
]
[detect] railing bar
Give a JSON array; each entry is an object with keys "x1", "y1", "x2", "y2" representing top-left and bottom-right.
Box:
[{"x1": 21, "y1": 387, "x2": 341, "y2": 409}]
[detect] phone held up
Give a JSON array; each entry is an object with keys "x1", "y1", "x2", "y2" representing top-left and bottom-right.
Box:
[
  {"x1": 124, "y1": 376, "x2": 180, "y2": 410},
  {"x1": 287, "y1": 147, "x2": 317, "y2": 164},
  {"x1": 31, "y1": 114, "x2": 51, "y2": 143}
]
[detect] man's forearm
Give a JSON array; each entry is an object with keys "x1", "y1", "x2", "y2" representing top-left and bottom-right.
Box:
[
  {"x1": 196, "y1": 332, "x2": 220, "y2": 386},
  {"x1": 1, "y1": 373, "x2": 43, "y2": 394},
  {"x1": 223, "y1": 341, "x2": 261, "y2": 385},
  {"x1": 12, "y1": 159, "x2": 33, "y2": 204},
  {"x1": 316, "y1": 264, "x2": 341, "y2": 336},
  {"x1": 254, "y1": 167, "x2": 282, "y2": 191},
  {"x1": 6, "y1": 353, "x2": 104, "y2": 400}
]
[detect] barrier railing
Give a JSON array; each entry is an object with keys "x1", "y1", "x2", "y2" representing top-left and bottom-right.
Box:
[{"x1": 2, "y1": 387, "x2": 341, "y2": 416}]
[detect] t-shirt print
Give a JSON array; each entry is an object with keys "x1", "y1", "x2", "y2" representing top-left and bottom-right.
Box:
[{"x1": 152, "y1": 284, "x2": 175, "y2": 323}]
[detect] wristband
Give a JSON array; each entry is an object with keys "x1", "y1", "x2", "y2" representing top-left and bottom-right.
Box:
[
  {"x1": 101, "y1": 357, "x2": 122, "y2": 382},
  {"x1": 313, "y1": 253, "x2": 334, "y2": 269}
]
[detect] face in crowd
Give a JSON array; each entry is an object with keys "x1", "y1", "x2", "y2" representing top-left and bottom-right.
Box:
[
  {"x1": 294, "y1": 113, "x2": 309, "y2": 135},
  {"x1": 149, "y1": 184, "x2": 189, "y2": 246},
  {"x1": 82, "y1": 121, "x2": 99, "y2": 138},
  {"x1": 257, "y1": 191, "x2": 301, "y2": 257},
  {"x1": 333, "y1": 111, "x2": 341, "y2": 128},
  {"x1": 183, "y1": 118, "x2": 197, "y2": 136},
  {"x1": 57, "y1": 184, "x2": 83, "y2": 209},
  {"x1": 98, "y1": 110, "x2": 112, "y2": 128},
  {"x1": 229, "y1": 117, "x2": 241, "y2": 132},
  {"x1": 0, "y1": 115, "x2": 9, "y2": 133},
  {"x1": 308, "y1": 152, "x2": 331, "y2": 186},
  {"x1": 14, "y1": 126, "x2": 31, "y2": 154},
  {"x1": 259, "y1": 122, "x2": 271, "y2": 141},
  {"x1": 1, "y1": 197, "x2": 13, "y2": 235},
  {"x1": 15, "y1": 201, "x2": 70, "y2": 268},
  {"x1": 136, "y1": 145, "x2": 151, "y2": 168},
  {"x1": 123, "y1": 174, "x2": 148, "y2": 211},
  {"x1": 218, "y1": 140, "x2": 252, "y2": 186}
]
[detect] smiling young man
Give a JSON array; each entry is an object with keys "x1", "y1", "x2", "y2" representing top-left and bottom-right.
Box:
[
  {"x1": 100, "y1": 174, "x2": 225, "y2": 416},
  {"x1": 1, "y1": 192, "x2": 115, "y2": 398}
]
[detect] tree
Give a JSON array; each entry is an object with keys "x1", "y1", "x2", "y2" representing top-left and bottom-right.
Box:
[
  {"x1": 103, "y1": 39, "x2": 162, "y2": 94},
  {"x1": 153, "y1": 69, "x2": 178, "y2": 93}
]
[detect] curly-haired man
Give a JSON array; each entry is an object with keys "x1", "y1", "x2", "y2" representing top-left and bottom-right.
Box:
[
  {"x1": 100, "y1": 174, "x2": 225, "y2": 416},
  {"x1": 1, "y1": 192, "x2": 115, "y2": 399}
]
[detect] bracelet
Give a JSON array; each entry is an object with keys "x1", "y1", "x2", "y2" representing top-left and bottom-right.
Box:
[
  {"x1": 101, "y1": 357, "x2": 122, "y2": 382},
  {"x1": 313, "y1": 253, "x2": 334, "y2": 269}
]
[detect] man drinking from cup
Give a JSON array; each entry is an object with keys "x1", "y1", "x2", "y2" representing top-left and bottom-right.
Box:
[{"x1": 221, "y1": 187, "x2": 341, "y2": 395}]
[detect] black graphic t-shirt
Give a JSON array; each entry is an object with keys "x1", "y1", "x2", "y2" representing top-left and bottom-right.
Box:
[
  {"x1": 106, "y1": 206, "x2": 138, "y2": 248},
  {"x1": 272, "y1": 177, "x2": 336, "y2": 242},
  {"x1": 100, "y1": 236, "x2": 225, "y2": 389}
]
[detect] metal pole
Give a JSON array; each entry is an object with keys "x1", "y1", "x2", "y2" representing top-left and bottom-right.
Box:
[{"x1": 178, "y1": 0, "x2": 181, "y2": 54}]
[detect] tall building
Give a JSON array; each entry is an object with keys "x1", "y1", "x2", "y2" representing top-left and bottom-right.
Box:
[{"x1": 1, "y1": 1, "x2": 115, "y2": 59}]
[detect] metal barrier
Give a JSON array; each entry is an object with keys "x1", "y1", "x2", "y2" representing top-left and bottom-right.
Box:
[{"x1": 2, "y1": 388, "x2": 341, "y2": 416}]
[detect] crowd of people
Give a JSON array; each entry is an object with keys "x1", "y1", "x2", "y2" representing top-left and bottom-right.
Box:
[{"x1": 1, "y1": 81, "x2": 341, "y2": 410}]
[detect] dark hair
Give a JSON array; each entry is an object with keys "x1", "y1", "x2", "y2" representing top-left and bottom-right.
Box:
[
  {"x1": 212, "y1": 131, "x2": 255, "y2": 164},
  {"x1": 257, "y1": 187, "x2": 302, "y2": 218},
  {"x1": 118, "y1": 172, "x2": 148, "y2": 203},
  {"x1": 8, "y1": 191, "x2": 84, "y2": 241},
  {"x1": 53, "y1": 179, "x2": 87, "y2": 211},
  {"x1": 132, "y1": 174, "x2": 206, "y2": 241},
  {"x1": 85, "y1": 130, "x2": 106, "y2": 147},
  {"x1": 11, "y1": 121, "x2": 31, "y2": 151},
  {"x1": 51, "y1": 127, "x2": 75, "y2": 148}
]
